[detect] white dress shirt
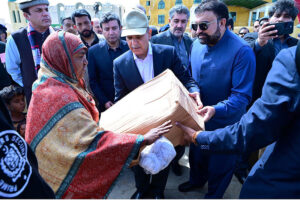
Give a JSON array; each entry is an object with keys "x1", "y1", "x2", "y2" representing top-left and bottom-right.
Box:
[{"x1": 133, "y1": 42, "x2": 154, "y2": 83}]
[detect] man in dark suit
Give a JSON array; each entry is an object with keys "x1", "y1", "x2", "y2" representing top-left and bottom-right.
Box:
[
  {"x1": 152, "y1": 5, "x2": 192, "y2": 70},
  {"x1": 151, "y1": 4, "x2": 193, "y2": 176},
  {"x1": 88, "y1": 13, "x2": 129, "y2": 112},
  {"x1": 113, "y1": 8, "x2": 202, "y2": 199}
]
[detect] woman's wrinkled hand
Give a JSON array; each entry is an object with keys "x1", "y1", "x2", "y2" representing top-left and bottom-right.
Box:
[{"x1": 143, "y1": 120, "x2": 172, "y2": 145}]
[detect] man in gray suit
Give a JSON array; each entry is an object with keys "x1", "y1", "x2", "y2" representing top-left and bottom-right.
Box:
[{"x1": 151, "y1": 4, "x2": 193, "y2": 176}]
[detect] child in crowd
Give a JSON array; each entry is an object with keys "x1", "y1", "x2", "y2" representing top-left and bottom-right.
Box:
[{"x1": 0, "y1": 85, "x2": 26, "y2": 138}]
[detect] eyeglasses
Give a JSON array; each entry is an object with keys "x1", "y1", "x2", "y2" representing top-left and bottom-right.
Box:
[
  {"x1": 191, "y1": 21, "x2": 214, "y2": 31},
  {"x1": 239, "y1": 32, "x2": 247, "y2": 36}
]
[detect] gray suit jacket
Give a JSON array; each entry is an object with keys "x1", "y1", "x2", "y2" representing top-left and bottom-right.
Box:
[{"x1": 151, "y1": 30, "x2": 193, "y2": 58}]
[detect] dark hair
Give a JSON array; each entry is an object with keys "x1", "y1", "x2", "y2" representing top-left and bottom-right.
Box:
[
  {"x1": 61, "y1": 17, "x2": 72, "y2": 25},
  {"x1": 16, "y1": 119, "x2": 26, "y2": 134},
  {"x1": 226, "y1": 17, "x2": 234, "y2": 30},
  {"x1": 99, "y1": 12, "x2": 121, "y2": 28},
  {"x1": 0, "y1": 24, "x2": 7, "y2": 39},
  {"x1": 0, "y1": 85, "x2": 25, "y2": 105},
  {"x1": 268, "y1": 0, "x2": 298, "y2": 21},
  {"x1": 22, "y1": 7, "x2": 30, "y2": 14},
  {"x1": 259, "y1": 17, "x2": 269, "y2": 25},
  {"x1": 238, "y1": 27, "x2": 249, "y2": 34},
  {"x1": 194, "y1": 0, "x2": 229, "y2": 21},
  {"x1": 71, "y1": 9, "x2": 91, "y2": 24},
  {"x1": 150, "y1": 25, "x2": 158, "y2": 36}
]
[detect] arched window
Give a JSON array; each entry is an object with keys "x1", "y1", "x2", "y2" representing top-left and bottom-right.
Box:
[
  {"x1": 193, "y1": 0, "x2": 201, "y2": 3},
  {"x1": 175, "y1": 0, "x2": 182, "y2": 5},
  {"x1": 158, "y1": 0, "x2": 165, "y2": 9},
  {"x1": 76, "y1": 3, "x2": 84, "y2": 10}
]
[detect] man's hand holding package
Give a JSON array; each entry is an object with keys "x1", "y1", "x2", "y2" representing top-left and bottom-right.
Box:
[
  {"x1": 189, "y1": 92, "x2": 203, "y2": 110},
  {"x1": 198, "y1": 106, "x2": 215, "y2": 122},
  {"x1": 104, "y1": 101, "x2": 114, "y2": 109},
  {"x1": 175, "y1": 121, "x2": 201, "y2": 146}
]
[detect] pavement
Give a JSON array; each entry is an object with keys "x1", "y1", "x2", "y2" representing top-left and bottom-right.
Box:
[{"x1": 108, "y1": 147, "x2": 242, "y2": 199}]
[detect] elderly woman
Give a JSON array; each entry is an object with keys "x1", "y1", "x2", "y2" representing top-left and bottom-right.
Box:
[{"x1": 25, "y1": 31, "x2": 171, "y2": 199}]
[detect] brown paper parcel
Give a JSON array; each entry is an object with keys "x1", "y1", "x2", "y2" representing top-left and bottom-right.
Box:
[{"x1": 99, "y1": 69, "x2": 205, "y2": 146}]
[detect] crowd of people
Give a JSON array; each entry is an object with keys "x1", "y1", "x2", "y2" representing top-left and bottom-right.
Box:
[{"x1": 0, "y1": 0, "x2": 300, "y2": 199}]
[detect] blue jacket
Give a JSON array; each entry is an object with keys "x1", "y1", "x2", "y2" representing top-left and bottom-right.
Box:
[
  {"x1": 195, "y1": 46, "x2": 300, "y2": 198},
  {"x1": 88, "y1": 40, "x2": 129, "y2": 112},
  {"x1": 191, "y1": 29, "x2": 256, "y2": 130},
  {"x1": 113, "y1": 43, "x2": 200, "y2": 102}
]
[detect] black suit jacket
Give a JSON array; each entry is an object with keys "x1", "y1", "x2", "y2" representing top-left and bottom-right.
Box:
[
  {"x1": 250, "y1": 36, "x2": 298, "y2": 106},
  {"x1": 151, "y1": 30, "x2": 193, "y2": 58},
  {"x1": 88, "y1": 40, "x2": 129, "y2": 112},
  {"x1": 113, "y1": 43, "x2": 199, "y2": 102}
]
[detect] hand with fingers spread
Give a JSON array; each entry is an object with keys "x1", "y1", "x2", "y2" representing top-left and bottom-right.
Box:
[
  {"x1": 175, "y1": 121, "x2": 200, "y2": 146},
  {"x1": 198, "y1": 106, "x2": 215, "y2": 122},
  {"x1": 257, "y1": 22, "x2": 278, "y2": 47},
  {"x1": 143, "y1": 120, "x2": 172, "y2": 145}
]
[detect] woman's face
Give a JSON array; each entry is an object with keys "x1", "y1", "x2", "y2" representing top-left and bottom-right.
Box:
[{"x1": 72, "y1": 49, "x2": 88, "y2": 80}]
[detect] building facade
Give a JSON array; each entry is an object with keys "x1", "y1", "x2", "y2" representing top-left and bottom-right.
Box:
[
  {"x1": 7, "y1": 0, "x2": 124, "y2": 31},
  {"x1": 139, "y1": 0, "x2": 281, "y2": 28}
]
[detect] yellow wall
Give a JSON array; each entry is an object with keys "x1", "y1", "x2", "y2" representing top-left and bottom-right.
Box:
[
  {"x1": 140, "y1": 0, "x2": 263, "y2": 28},
  {"x1": 228, "y1": 6, "x2": 249, "y2": 27},
  {"x1": 140, "y1": 0, "x2": 300, "y2": 33},
  {"x1": 140, "y1": 0, "x2": 195, "y2": 27}
]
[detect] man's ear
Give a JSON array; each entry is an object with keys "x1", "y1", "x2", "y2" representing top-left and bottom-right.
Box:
[
  {"x1": 23, "y1": 12, "x2": 30, "y2": 21},
  {"x1": 220, "y1": 18, "x2": 227, "y2": 27},
  {"x1": 148, "y1": 28, "x2": 152, "y2": 40},
  {"x1": 91, "y1": 21, "x2": 94, "y2": 26}
]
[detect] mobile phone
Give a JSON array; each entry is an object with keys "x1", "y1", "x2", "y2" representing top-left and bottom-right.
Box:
[{"x1": 267, "y1": 21, "x2": 294, "y2": 36}]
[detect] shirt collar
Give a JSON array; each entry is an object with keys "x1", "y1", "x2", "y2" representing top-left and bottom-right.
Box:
[
  {"x1": 81, "y1": 31, "x2": 99, "y2": 48},
  {"x1": 133, "y1": 42, "x2": 153, "y2": 60},
  {"x1": 106, "y1": 40, "x2": 122, "y2": 51}
]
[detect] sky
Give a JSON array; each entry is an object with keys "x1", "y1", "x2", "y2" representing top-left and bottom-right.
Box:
[{"x1": 0, "y1": 0, "x2": 139, "y2": 28}]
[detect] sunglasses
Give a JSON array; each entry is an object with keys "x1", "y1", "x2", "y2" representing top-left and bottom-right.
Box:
[
  {"x1": 191, "y1": 19, "x2": 220, "y2": 31},
  {"x1": 191, "y1": 21, "x2": 213, "y2": 31}
]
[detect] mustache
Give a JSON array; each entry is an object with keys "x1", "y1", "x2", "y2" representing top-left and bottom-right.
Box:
[
  {"x1": 174, "y1": 28, "x2": 183, "y2": 31},
  {"x1": 197, "y1": 33, "x2": 209, "y2": 37}
]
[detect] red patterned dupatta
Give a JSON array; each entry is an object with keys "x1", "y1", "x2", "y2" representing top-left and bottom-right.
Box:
[{"x1": 25, "y1": 31, "x2": 143, "y2": 198}]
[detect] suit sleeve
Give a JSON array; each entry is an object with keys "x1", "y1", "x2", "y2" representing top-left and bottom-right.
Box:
[
  {"x1": 170, "y1": 47, "x2": 200, "y2": 93},
  {"x1": 87, "y1": 49, "x2": 109, "y2": 107},
  {"x1": 195, "y1": 47, "x2": 299, "y2": 154},
  {"x1": 113, "y1": 61, "x2": 129, "y2": 102}
]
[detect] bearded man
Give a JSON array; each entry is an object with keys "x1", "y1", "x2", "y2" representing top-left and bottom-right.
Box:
[
  {"x1": 178, "y1": 0, "x2": 256, "y2": 198},
  {"x1": 71, "y1": 9, "x2": 104, "y2": 49}
]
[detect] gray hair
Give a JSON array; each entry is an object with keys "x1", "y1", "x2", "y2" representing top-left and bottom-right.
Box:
[{"x1": 169, "y1": 5, "x2": 190, "y2": 20}]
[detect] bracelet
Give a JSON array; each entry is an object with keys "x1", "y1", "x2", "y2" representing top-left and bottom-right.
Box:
[{"x1": 192, "y1": 131, "x2": 199, "y2": 145}]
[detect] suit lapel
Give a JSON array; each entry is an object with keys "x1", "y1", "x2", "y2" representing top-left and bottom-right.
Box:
[
  {"x1": 165, "y1": 31, "x2": 174, "y2": 46},
  {"x1": 128, "y1": 52, "x2": 144, "y2": 85},
  {"x1": 152, "y1": 44, "x2": 163, "y2": 76},
  {"x1": 102, "y1": 42, "x2": 113, "y2": 69}
]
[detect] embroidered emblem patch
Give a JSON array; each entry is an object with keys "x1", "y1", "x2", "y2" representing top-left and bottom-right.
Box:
[{"x1": 0, "y1": 130, "x2": 32, "y2": 198}]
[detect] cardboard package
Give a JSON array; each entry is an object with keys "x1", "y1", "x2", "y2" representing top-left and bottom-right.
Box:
[{"x1": 100, "y1": 69, "x2": 205, "y2": 146}]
